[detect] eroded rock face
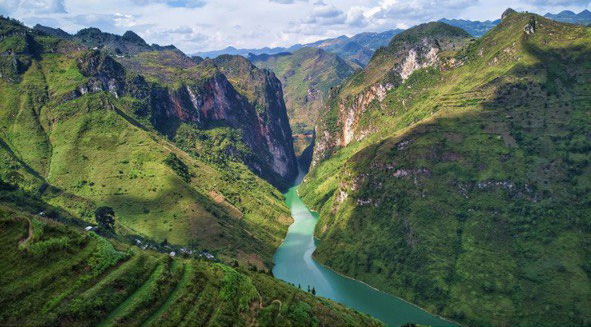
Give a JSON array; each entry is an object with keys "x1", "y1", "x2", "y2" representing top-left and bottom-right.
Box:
[
  {"x1": 312, "y1": 24, "x2": 469, "y2": 168},
  {"x1": 312, "y1": 43, "x2": 439, "y2": 167},
  {"x1": 74, "y1": 50, "x2": 298, "y2": 190},
  {"x1": 149, "y1": 68, "x2": 298, "y2": 190}
]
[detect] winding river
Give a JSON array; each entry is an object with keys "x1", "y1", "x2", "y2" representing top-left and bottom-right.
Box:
[{"x1": 273, "y1": 170, "x2": 455, "y2": 327}]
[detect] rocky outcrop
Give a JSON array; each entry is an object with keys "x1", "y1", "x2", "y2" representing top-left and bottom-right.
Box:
[
  {"x1": 213, "y1": 55, "x2": 298, "y2": 188},
  {"x1": 312, "y1": 22, "x2": 470, "y2": 167},
  {"x1": 72, "y1": 50, "x2": 298, "y2": 190}
]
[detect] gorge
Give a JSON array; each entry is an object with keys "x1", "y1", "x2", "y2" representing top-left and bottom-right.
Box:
[{"x1": 0, "y1": 4, "x2": 590, "y2": 327}]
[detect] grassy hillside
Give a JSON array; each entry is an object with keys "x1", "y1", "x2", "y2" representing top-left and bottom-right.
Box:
[
  {"x1": 301, "y1": 11, "x2": 591, "y2": 326},
  {"x1": 251, "y1": 48, "x2": 354, "y2": 157},
  {"x1": 0, "y1": 199, "x2": 382, "y2": 327},
  {"x1": 0, "y1": 17, "x2": 294, "y2": 270},
  {"x1": 251, "y1": 48, "x2": 355, "y2": 133}
]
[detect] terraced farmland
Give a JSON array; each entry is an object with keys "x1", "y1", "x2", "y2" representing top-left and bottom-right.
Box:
[{"x1": 0, "y1": 205, "x2": 382, "y2": 327}]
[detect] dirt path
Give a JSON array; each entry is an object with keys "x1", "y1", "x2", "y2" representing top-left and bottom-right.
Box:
[
  {"x1": 248, "y1": 290, "x2": 284, "y2": 327},
  {"x1": 18, "y1": 217, "x2": 33, "y2": 246}
]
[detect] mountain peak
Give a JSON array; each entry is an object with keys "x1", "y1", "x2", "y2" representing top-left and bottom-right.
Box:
[
  {"x1": 502, "y1": 8, "x2": 517, "y2": 20},
  {"x1": 122, "y1": 30, "x2": 147, "y2": 46},
  {"x1": 557, "y1": 10, "x2": 576, "y2": 17},
  {"x1": 33, "y1": 24, "x2": 71, "y2": 38},
  {"x1": 578, "y1": 9, "x2": 591, "y2": 18},
  {"x1": 388, "y1": 21, "x2": 470, "y2": 47}
]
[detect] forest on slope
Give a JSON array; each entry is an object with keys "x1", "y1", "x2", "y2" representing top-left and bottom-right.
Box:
[{"x1": 301, "y1": 10, "x2": 591, "y2": 326}]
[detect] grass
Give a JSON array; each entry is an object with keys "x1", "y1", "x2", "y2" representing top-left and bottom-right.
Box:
[
  {"x1": 302, "y1": 12, "x2": 591, "y2": 326},
  {"x1": 0, "y1": 204, "x2": 383, "y2": 326},
  {"x1": 0, "y1": 16, "x2": 296, "y2": 269}
]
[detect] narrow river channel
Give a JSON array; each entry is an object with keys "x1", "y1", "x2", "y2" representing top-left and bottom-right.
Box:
[{"x1": 273, "y1": 170, "x2": 455, "y2": 327}]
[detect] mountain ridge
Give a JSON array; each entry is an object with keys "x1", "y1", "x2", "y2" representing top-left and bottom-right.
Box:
[{"x1": 301, "y1": 10, "x2": 591, "y2": 326}]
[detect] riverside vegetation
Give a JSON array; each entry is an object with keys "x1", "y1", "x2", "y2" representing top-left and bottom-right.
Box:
[
  {"x1": 1, "y1": 7, "x2": 590, "y2": 327},
  {"x1": 301, "y1": 10, "x2": 591, "y2": 326},
  {"x1": 0, "y1": 187, "x2": 381, "y2": 326},
  {"x1": 0, "y1": 15, "x2": 382, "y2": 326}
]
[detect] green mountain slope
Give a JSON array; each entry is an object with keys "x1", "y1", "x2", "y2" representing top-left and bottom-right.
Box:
[
  {"x1": 195, "y1": 29, "x2": 403, "y2": 68},
  {"x1": 0, "y1": 197, "x2": 382, "y2": 327},
  {"x1": 301, "y1": 11, "x2": 591, "y2": 326},
  {"x1": 33, "y1": 24, "x2": 180, "y2": 55},
  {"x1": 0, "y1": 17, "x2": 296, "y2": 269},
  {"x1": 250, "y1": 47, "x2": 355, "y2": 156}
]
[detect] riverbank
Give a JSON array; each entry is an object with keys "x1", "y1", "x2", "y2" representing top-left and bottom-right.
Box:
[{"x1": 273, "y1": 172, "x2": 455, "y2": 327}]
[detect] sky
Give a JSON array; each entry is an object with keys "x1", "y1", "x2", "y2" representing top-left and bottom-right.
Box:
[{"x1": 1, "y1": 0, "x2": 590, "y2": 53}]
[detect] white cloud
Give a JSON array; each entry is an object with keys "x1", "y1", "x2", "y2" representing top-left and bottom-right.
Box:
[
  {"x1": 2, "y1": 0, "x2": 590, "y2": 53},
  {"x1": 0, "y1": 0, "x2": 66, "y2": 15},
  {"x1": 524, "y1": 0, "x2": 591, "y2": 6},
  {"x1": 130, "y1": 0, "x2": 206, "y2": 8},
  {"x1": 269, "y1": 0, "x2": 307, "y2": 4}
]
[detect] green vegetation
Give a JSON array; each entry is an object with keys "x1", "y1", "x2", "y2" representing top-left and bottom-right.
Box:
[
  {"x1": 251, "y1": 48, "x2": 355, "y2": 134},
  {"x1": 302, "y1": 12, "x2": 591, "y2": 326},
  {"x1": 0, "y1": 16, "x2": 294, "y2": 270},
  {"x1": 0, "y1": 202, "x2": 382, "y2": 327},
  {"x1": 95, "y1": 206, "x2": 115, "y2": 232},
  {"x1": 163, "y1": 153, "x2": 193, "y2": 183}
]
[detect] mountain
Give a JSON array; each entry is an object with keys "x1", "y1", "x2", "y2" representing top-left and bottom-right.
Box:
[
  {"x1": 194, "y1": 45, "x2": 303, "y2": 60},
  {"x1": 0, "y1": 194, "x2": 382, "y2": 326},
  {"x1": 250, "y1": 47, "x2": 355, "y2": 157},
  {"x1": 544, "y1": 9, "x2": 591, "y2": 25},
  {"x1": 304, "y1": 30, "x2": 403, "y2": 67},
  {"x1": 0, "y1": 16, "x2": 298, "y2": 273},
  {"x1": 33, "y1": 24, "x2": 181, "y2": 55},
  {"x1": 438, "y1": 18, "x2": 500, "y2": 36},
  {"x1": 350, "y1": 30, "x2": 403, "y2": 51},
  {"x1": 300, "y1": 10, "x2": 591, "y2": 326},
  {"x1": 439, "y1": 9, "x2": 591, "y2": 38},
  {"x1": 117, "y1": 49, "x2": 298, "y2": 189},
  {"x1": 195, "y1": 29, "x2": 403, "y2": 67}
]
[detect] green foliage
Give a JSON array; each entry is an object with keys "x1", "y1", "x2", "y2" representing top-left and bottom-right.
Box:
[
  {"x1": 303, "y1": 12, "x2": 591, "y2": 327},
  {"x1": 95, "y1": 206, "x2": 115, "y2": 231},
  {"x1": 0, "y1": 206, "x2": 382, "y2": 327},
  {"x1": 163, "y1": 153, "x2": 193, "y2": 182}
]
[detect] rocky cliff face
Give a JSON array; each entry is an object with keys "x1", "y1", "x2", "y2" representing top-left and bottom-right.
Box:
[
  {"x1": 213, "y1": 55, "x2": 298, "y2": 187},
  {"x1": 250, "y1": 47, "x2": 355, "y2": 135},
  {"x1": 71, "y1": 50, "x2": 298, "y2": 190},
  {"x1": 300, "y1": 12, "x2": 591, "y2": 327},
  {"x1": 312, "y1": 22, "x2": 471, "y2": 167}
]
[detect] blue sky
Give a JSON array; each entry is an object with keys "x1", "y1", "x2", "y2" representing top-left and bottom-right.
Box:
[{"x1": 1, "y1": 0, "x2": 590, "y2": 53}]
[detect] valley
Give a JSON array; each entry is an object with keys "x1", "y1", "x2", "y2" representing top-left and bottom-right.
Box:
[
  {"x1": 0, "y1": 3, "x2": 590, "y2": 327},
  {"x1": 273, "y1": 170, "x2": 454, "y2": 327}
]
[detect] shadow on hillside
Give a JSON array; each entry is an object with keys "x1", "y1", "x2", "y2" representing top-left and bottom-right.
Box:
[{"x1": 323, "y1": 41, "x2": 591, "y2": 326}]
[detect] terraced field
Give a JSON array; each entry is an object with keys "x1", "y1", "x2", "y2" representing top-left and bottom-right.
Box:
[{"x1": 0, "y1": 205, "x2": 382, "y2": 327}]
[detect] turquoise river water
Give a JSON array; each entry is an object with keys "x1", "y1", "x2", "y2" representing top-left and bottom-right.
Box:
[{"x1": 273, "y1": 171, "x2": 455, "y2": 327}]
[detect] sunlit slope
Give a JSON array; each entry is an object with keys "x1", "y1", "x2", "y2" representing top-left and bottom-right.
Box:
[
  {"x1": 0, "y1": 204, "x2": 382, "y2": 327},
  {"x1": 302, "y1": 11, "x2": 591, "y2": 326},
  {"x1": 0, "y1": 17, "x2": 291, "y2": 268}
]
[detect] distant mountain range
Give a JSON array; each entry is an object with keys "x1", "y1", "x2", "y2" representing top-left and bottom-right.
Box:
[
  {"x1": 544, "y1": 9, "x2": 591, "y2": 25},
  {"x1": 438, "y1": 18, "x2": 501, "y2": 37},
  {"x1": 196, "y1": 9, "x2": 591, "y2": 66},
  {"x1": 440, "y1": 9, "x2": 591, "y2": 37},
  {"x1": 195, "y1": 29, "x2": 402, "y2": 67}
]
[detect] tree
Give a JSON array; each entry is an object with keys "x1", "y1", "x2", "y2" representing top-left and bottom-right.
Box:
[
  {"x1": 95, "y1": 206, "x2": 115, "y2": 232},
  {"x1": 311, "y1": 287, "x2": 316, "y2": 295}
]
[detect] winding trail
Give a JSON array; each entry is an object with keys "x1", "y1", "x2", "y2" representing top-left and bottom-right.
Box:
[{"x1": 18, "y1": 217, "x2": 33, "y2": 246}]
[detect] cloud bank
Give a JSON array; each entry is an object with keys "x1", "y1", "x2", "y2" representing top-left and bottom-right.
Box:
[{"x1": 0, "y1": 0, "x2": 588, "y2": 53}]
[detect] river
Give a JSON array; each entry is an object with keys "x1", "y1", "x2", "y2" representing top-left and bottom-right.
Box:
[{"x1": 273, "y1": 171, "x2": 455, "y2": 327}]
